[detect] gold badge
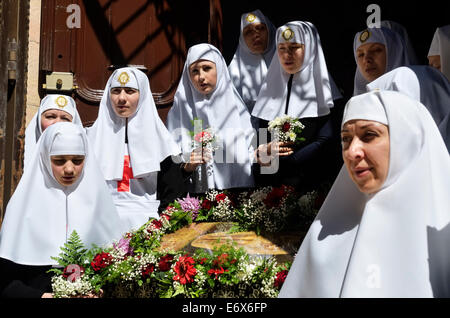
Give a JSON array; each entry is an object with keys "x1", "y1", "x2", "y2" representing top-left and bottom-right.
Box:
[
  {"x1": 359, "y1": 30, "x2": 371, "y2": 43},
  {"x1": 55, "y1": 96, "x2": 68, "y2": 108},
  {"x1": 282, "y1": 27, "x2": 294, "y2": 41},
  {"x1": 246, "y1": 14, "x2": 256, "y2": 23},
  {"x1": 118, "y1": 72, "x2": 130, "y2": 86}
]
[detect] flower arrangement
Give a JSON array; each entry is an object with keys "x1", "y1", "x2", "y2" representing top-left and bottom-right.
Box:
[
  {"x1": 268, "y1": 115, "x2": 305, "y2": 144},
  {"x1": 49, "y1": 185, "x2": 322, "y2": 298}
]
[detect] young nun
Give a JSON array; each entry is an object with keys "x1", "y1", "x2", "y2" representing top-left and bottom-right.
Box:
[
  {"x1": 166, "y1": 43, "x2": 255, "y2": 194},
  {"x1": 428, "y1": 25, "x2": 450, "y2": 81},
  {"x1": 252, "y1": 21, "x2": 343, "y2": 194},
  {"x1": 0, "y1": 122, "x2": 124, "y2": 298},
  {"x1": 228, "y1": 9, "x2": 276, "y2": 128},
  {"x1": 353, "y1": 26, "x2": 411, "y2": 96},
  {"x1": 86, "y1": 67, "x2": 191, "y2": 231},
  {"x1": 367, "y1": 65, "x2": 450, "y2": 152},
  {"x1": 279, "y1": 90, "x2": 450, "y2": 298},
  {"x1": 24, "y1": 94, "x2": 83, "y2": 169}
]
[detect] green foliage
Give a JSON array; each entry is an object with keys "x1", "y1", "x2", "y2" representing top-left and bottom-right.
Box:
[{"x1": 50, "y1": 230, "x2": 87, "y2": 268}]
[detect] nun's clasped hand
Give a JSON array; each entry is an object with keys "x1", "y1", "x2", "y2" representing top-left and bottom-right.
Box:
[{"x1": 183, "y1": 147, "x2": 212, "y2": 172}]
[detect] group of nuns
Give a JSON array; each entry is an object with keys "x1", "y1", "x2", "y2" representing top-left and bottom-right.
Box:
[{"x1": 0, "y1": 9, "x2": 450, "y2": 298}]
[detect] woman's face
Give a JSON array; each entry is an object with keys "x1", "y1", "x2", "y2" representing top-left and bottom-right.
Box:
[
  {"x1": 243, "y1": 23, "x2": 269, "y2": 54},
  {"x1": 41, "y1": 109, "x2": 73, "y2": 132},
  {"x1": 277, "y1": 42, "x2": 305, "y2": 74},
  {"x1": 51, "y1": 155, "x2": 85, "y2": 186},
  {"x1": 356, "y1": 42, "x2": 387, "y2": 82},
  {"x1": 341, "y1": 119, "x2": 390, "y2": 194},
  {"x1": 189, "y1": 60, "x2": 217, "y2": 95},
  {"x1": 110, "y1": 87, "x2": 140, "y2": 118}
]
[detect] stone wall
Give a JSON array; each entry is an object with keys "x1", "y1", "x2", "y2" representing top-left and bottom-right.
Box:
[{"x1": 25, "y1": 0, "x2": 41, "y2": 127}]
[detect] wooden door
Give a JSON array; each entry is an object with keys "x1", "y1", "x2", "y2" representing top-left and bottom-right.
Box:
[{"x1": 39, "y1": 0, "x2": 222, "y2": 125}]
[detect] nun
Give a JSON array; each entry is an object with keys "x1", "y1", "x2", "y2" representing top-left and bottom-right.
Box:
[
  {"x1": 428, "y1": 25, "x2": 450, "y2": 81},
  {"x1": 367, "y1": 65, "x2": 450, "y2": 152},
  {"x1": 166, "y1": 43, "x2": 255, "y2": 194},
  {"x1": 252, "y1": 21, "x2": 343, "y2": 194},
  {"x1": 228, "y1": 9, "x2": 276, "y2": 129},
  {"x1": 279, "y1": 90, "x2": 450, "y2": 297},
  {"x1": 0, "y1": 122, "x2": 124, "y2": 298},
  {"x1": 86, "y1": 67, "x2": 193, "y2": 231},
  {"x1": 24, "y1": 94, "x2": 83, "y2": 169},
  {"x1": 353, "y1": 26, "x2": 411, "y2": 96}
]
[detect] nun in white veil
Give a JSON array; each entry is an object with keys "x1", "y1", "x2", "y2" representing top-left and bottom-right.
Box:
[
  {"x1": 0, "y1": 122, "x2": 124, "y2": 298},
  {"x1": 86, "y1": 67, "x2": 188, "y2": 231},
  {"x1": 24, "y1": 94, "x2": 83, "y2": 169},
  {"x1": 279, "y1": 90, "x2": 450, "y2": 298},
  {"x1": 353, "y1": 26, "x2": 411, "y2": 96},
  {"x1": 252, "y1": 21, "x2": 343, "y2": 193},
  {"x1": 228, "y1": 9, "x2": 276, "y2": 128},
  {"x1": 166, "y1": 43, "x2": 255, "y2": 193},
  {"x1": 428, "y1": 25, "x2": 450, "y2": 81},
  {"x1": 367, "y1": 65, "x2": 450, "y2": 152}
]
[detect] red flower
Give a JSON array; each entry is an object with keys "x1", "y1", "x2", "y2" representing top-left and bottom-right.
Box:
[
  {"x1": 274, "y1": 270, "x2": 288, "y2": 289},
  {"x1": 208, "y1": 267, "x2": 228, "y2": 280},
  {"x1": 198, "y1": 257, "x2": 208, "y2": 265},
  {"x1": 91, "y1": 252, "x2": 113, "y2": 272},
  {"x1": 173, "y1": 255, "x2": 197, "y2": 285},
  {"x1": 282, "y1": 122, "x2": 291, "y2": 132},
  {"x1": 263, "y1": 186, "x2": 286, "y2": 208},
  {"x1": 201, "y1": 199, "x2": 213, "y2": 210},
  {"x1": 62, "y1": 264, "x2": 85, "y2": 282},
  {"x1": 215, "y1": 193, "x2": 227, "y2": 202},
  {"x1": 142, "y1": 263, "x2": 155, "y2": 278},
  {"x1": 158, "y1": 254, "x2": 174, "y2": 271},
  {"x1": 161, "y1": 214, "x2": 170, "y2": 221},
  {"x1": 151, "y1": 219, "x2": 163, "y2": 230}
]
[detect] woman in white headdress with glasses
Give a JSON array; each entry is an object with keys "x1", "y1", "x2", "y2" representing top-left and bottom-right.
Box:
[
  {"x1": 428, "y1": 25, "x2": 450, "y2": 81},
  {"x1": 228, "y1": 9, "x2": 276, "y2": 129},
  {"x1": 252, "y1": 21, "x2": 344, "y2": 194},
  {"x1": 86, "y1": 67, "x2": 194, "y2": 231},
  {"x1": 279, "y1": 90, "x2": 450, "y2": 298},
  {"x1": 353, "y1": 26, "x2": 411, "y2": 96},
  {"x1": 166, "y1": 43, "x2": 255, "y2": 194},
  {"x1": 24, "y1": 94, "x2": 83, "y2": 169},
  {"x1": 0, "y1": 122, "x2": 124, "y2": 298}
]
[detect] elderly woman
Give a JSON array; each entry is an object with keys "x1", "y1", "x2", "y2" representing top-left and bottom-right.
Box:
[
  {"x1": 279, "y1": 90, "x2": 450, "y2": 297},
  {"x1": 0, "y1": 122, "x2": 124, "y2": 298},
  {"x1": 24, "y1": 94, "x2": 83, "y2": 169}
]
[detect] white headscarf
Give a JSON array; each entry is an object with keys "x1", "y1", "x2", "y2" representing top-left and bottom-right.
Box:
[
  {"x1": 166, "y1": 44, "x2": 255, "y2": 192},
  {"x1": 353, "y1": 27, "x2": 411, "y2": 96},
  {"x1": 251, "y1": 21, "x2": 335, "y2": 121},
  {"x1": 367, "y1": 65, "x2": 450, "y2": 152},
  {"x1": 86, "y1": 67, "x2": 181, "y2": 180},
  {"x1": 279, "y1": 90, "x2": 450, "y2": 298},
  {"x1": 228, "y1": 10, "x2": 276, "y2": 112},
  {"x1": 0, "y1": 122, "x2": 125, "y2": 266},
  {"x1": 428, "y1": 25, "x2": 450, "y2": 81},
  {"x1": 24, "y1": 94, "x2": 83, "y2": 169}
]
